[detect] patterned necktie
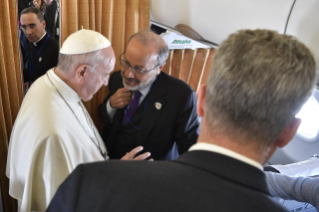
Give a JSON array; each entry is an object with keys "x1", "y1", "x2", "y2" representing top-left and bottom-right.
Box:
[{"x1": 122, "y1": 90, "x2": 142, "y2": 126}]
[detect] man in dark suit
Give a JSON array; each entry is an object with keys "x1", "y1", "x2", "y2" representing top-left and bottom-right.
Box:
[
  {"x1": 47, "y1": 29, "x2": 316, "y2": 212},
  {"x1": 98, "y1": 30, "x2": 200, "y2": 160},
  {"x1": 20, "y1": 7, "x2": 59, "y2": 84}
]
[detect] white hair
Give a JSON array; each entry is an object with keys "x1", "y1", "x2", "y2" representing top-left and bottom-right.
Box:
[{"x1": 57, "y1": 50, "x2": 105, "y2": 72}]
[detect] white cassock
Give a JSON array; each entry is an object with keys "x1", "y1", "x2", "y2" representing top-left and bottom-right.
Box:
[{"x1": 6, "y1": 68, "x2": 108, "y2": 212}]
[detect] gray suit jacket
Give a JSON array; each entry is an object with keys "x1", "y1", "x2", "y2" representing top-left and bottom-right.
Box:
[{"x1": 266, "y1": 172, "x2": 319, "y2": 211}]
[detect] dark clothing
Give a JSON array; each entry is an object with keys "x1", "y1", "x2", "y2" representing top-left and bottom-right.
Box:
[
  {"x1": 44, "y1": 0, "x2": 58, "y2": 39},
  {"x1": 98, "y1": 71, "x2": 200, "y2": 160},
  {"x1": 19, "y1": 29, "x2": 29, "y2": 69},
  {"x1": 23, "y1": 33, "x2": 59, "y2": 83},
  {"x1": 112, "y1": 96, "x2": 147, "y2": 158},
  {"x1": 18, "y1": 0, "x2": 32, "y2": 20},
  {"x1": 47, "y1": 151, "x2": 289, "y2": 212},
  {"x1": 18, "y1": 0, "x2": 32, "y2": 69}
]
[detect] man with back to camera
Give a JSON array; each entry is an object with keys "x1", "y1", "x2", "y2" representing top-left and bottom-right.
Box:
[
  {"x1": 98, "y1": 30, "x2": 200, "y2": 160},
  {"x1": 6, "y1": 29, "x2": 150, "y2": 212},
  {"x1": 48, "y1": 29, "x2": 317, "y2": 211},
  {"x1": 20, "y1": 7, "x2": 59, "y2": 84}
]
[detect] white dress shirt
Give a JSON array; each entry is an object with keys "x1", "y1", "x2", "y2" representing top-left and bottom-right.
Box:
[{"x1": 189, "y1": 142, "x2": 263, "y2": 170}]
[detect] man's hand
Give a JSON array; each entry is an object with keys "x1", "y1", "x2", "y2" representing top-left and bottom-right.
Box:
[
  {"x1": 121, "y1": 146, "x2": 152, "y2": 161},
  {"x1": 110, "y1": 88, "x2": 132, "y2": 109}
]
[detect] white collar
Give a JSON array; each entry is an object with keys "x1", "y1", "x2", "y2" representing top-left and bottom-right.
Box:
[
  {"x1": 33, "y1": 32, "x2": 47, "y2": 46},
  {"x1": 189, "y1": 142, "x2": 263, "y2": 170},
  {"x1": 46, "y1": 69, "x2": 81, "y2": 103}
]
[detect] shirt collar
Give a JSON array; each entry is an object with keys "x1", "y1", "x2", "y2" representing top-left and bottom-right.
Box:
[
  {"x1": 47, "y1": 68, "x2": 81, "y2": 103},
  {"x1": 189, "y1": 142, "x2": 263, "y2": 170},
  {"x1": 33, "y1": 32, "x2": 47, "y2": 46}
]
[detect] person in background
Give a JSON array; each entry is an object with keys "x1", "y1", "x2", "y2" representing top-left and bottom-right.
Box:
[
  {"x1": 44, "y1": 0, "x2": 59, "y2": 40},
  {"x1": 20, "y1": 7, "x2": 59, "y2": 85},
  {"x1": 6, "y1": 29, "x2": 150, "y2": 212},
  {"x1": 98, "y1": 30, "x2": 200, "y2": 160},
  {"x1": 47, "y1": 29, "x2": 316, "y2": 212},
  {"x1": 18, "y1": 0, "x2": 33, "y2": 20},
  {"x1": 18, "y1": 0, "x2": 33, "y2": 73},
  {"x1": 266, "y1": 170, "x2": 319, "y2": 210},
  {"x1": 33, "y1": 0, "x2": 46, "y2": 14}
]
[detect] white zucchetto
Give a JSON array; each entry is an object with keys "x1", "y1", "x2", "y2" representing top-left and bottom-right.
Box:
[{"x1": 60, "y1": 29, "x2": 111, "y2": 55}]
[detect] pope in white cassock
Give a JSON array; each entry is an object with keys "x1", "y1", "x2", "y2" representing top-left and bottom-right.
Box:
[{"x1": 6, "y1": 29, "x2": 150, "y2": 212}]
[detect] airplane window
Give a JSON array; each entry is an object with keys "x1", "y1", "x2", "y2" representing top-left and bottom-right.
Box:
[{"x1": 295, "y1": 96, "x2": 319, "y2": 142}]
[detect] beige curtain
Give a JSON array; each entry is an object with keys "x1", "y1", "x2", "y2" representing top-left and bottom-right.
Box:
[
  {"x1": 61, "y1": 0, "x2": 150, "y2": 131},
  {"x1": 0, "y1": 0, "x2": 23, "y2": 211},
  {"x1": 162, "y1": 48, "x2": 215, "y2": 93}
]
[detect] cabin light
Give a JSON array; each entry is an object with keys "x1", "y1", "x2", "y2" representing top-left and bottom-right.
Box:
[{"x1": 295, "y1": 96, "x2": 319, "y2": 142}]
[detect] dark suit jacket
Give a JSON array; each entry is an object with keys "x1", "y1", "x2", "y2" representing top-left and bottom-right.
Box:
[
  {"x1": 44, "y1": 0, "x2": 58, "y2": 38},
  {"x1": 47, "y1": 151, "x2": 289, "y2": 212},
  {"x1": 98, "y1": 71, "x2": 200, "y2": 160},
  {"x1": 23, "y1": 33, "x2": 59, "y2": 83}
]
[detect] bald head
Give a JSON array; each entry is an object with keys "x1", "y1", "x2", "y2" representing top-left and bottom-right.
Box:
[{"x1": 127, "y1": 30, "x2": 169, "y2": 66}]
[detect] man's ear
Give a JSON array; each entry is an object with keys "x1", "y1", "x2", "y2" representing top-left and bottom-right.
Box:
[
  {"x1": 156, "y1": 63, "x2": 166, "y2": 75},
  {"x1": 275, "y1": 118, "x2": 301, "y2": 148},
  {"x1": 42, "y1": 20, "x2": 46, "y2": 29},
  {"x1": 197, "y1": 85, "x2": 206, "y2": 117},
  {"x1": 75, "y1": 65, "x2": 88, "y2": 84}
]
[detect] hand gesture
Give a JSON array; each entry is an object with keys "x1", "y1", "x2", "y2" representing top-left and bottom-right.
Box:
[
  {"x1": 121, "y1": 146, "x2": 153, "y2": 161},
  {"x1": 110, "y1": 87, "x2": 132, "y2": 109}
]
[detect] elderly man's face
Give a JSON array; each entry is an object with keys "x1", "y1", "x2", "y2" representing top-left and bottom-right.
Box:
[
  {"x1": 20, "y1": 13, "x2": 46, "y2": 43},
  {"x1": 81, "y1": 47, "x2": 116, "y2": 102},
  {"x1": 120, "y1": 38, "x2": 161, "y2": 91}
]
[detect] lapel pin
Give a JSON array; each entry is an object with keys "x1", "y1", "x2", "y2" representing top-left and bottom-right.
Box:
[
  {"x1": 155, "y1": 102, "x2": 162, "y2": 110},
  {"x1": 39, "y1": 57, "x2": 42, "y2": 62}
]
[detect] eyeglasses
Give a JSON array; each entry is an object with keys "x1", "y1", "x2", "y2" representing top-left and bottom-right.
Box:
[
  {"x1": 119, "y1": 52, "x2": 159, "y2": 76},
  {"x1": 20, "y1": 24, "x2": 37, "y2": 31}
]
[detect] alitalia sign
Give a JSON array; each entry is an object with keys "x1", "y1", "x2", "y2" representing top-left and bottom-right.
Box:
[{"x1": 172, "y1": 39, "x2": 191, "y2": 44}]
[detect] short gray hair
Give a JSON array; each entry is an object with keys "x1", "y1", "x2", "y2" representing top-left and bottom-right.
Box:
[
  {"x1": 57, "y1": 50, "x2": 105, "y2": 73},
  {"x1": 206, "y1": 29, "x2": 316, "y2": 148},
  {"x1": 127, "y1": 30, "x2": 169, "y2": 66},
  {"x1": 21, "y1": 7, "x2": 44, "y2": 22}
]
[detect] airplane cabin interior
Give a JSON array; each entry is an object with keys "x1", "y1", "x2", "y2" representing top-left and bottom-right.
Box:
[{"x1": 0, "y1": 0, "x2": 318, "y2": 211}]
